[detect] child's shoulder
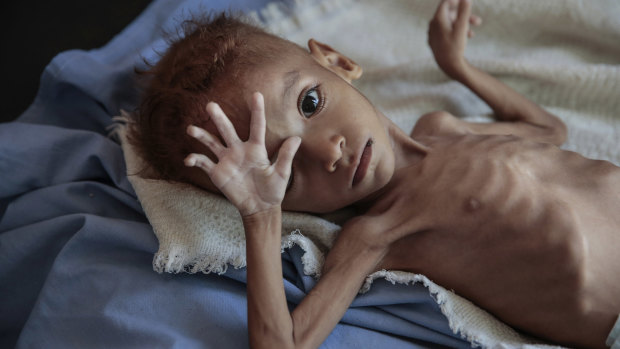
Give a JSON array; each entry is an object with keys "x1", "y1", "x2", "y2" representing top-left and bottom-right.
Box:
[{"x1": 410, "y1": 110, "x2": 466, "y2": 138}]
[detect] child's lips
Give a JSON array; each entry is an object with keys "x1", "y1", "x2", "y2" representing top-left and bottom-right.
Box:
[{"x1": 352, "y1": 139, "x2": 373, "y2": 186}]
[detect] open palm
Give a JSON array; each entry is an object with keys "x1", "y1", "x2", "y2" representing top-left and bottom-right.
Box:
[{"x1": 185, "y1": 92, "x2": 301, "y2": 216}]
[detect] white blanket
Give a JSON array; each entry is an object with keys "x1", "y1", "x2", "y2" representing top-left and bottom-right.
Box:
[{"x1": 118, "y1": 0, "x2": 620, "y2": 347}]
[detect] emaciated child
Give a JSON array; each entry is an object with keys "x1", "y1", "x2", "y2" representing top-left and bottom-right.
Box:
[{"x1": 129, "y1": 0, "x2": 620, "y2": 347}]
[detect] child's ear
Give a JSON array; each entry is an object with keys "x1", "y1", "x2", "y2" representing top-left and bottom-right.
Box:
[{"x1": 308, "y1": 39, "x2": 362, "y2": 83}]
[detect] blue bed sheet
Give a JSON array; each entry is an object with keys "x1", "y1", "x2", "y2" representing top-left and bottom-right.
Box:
[{"x1": 0, "y1": 0, "x2": 470, "y2": 347}]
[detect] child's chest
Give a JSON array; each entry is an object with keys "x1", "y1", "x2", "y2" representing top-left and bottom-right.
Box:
[
  {"x1": 374, "y1": 135, "x2": 580, "y2": 238},
  {"x1": 373, "y1": 135, "x2": 620, "y2": 308}
]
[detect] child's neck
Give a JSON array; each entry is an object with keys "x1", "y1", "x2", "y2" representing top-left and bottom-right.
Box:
[
  {"x1": 353, "y1": 118, "x2": 428, "y2": 211},
  {"x1": 388, "y1": 122, "x2": 429, "y2": 170}
]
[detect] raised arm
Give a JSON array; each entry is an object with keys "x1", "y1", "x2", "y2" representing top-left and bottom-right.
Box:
[
  {"x1": 426, "y1": 0, "x2": 567, "y2": 145},
  {"x1": 185, "y1": 92, "x2": 385, "y2": 348}
]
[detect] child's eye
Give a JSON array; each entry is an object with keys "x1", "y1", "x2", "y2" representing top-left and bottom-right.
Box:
[{"x1": 299, "y1": 87, "x2": 321, "y2": 118}]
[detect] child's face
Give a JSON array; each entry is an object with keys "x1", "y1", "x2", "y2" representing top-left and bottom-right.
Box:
[{"x1": 242, "y1": 40, "x2": 396, "y2": 213}]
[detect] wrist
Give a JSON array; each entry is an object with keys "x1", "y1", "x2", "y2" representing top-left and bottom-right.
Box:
[
  {"x1": 242, "y1": 205, "x2": 282, "y2": 237},
  {"x1": 444, "y1": 58, "x2": 470, "y2": 81},
  {"x1": 240, "y1": 204, "x2": 281, "y2": 219}
]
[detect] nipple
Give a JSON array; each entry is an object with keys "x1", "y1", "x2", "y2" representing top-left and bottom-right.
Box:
[{"x1": 465, "y1": 197, "x2": 481, "y2": 212}]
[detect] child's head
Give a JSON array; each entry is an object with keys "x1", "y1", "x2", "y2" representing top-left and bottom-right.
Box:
[{"x1": 130, "y1": 13, "x2": 397, "y2": 213}]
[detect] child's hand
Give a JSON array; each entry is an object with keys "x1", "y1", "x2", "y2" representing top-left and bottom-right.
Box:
[
  {"x1": 185, "y1": 92, "x2": 301, "y2": 217},
  {"x1": 428, "y1": 0, "x2": 482, "y2": 79}
]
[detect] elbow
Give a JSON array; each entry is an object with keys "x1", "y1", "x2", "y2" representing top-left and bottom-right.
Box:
[
  {"x1": 248, "y1": 321, "x2": 319, "y2": 349},
  {"x1": 249, "y1": 321, "x2": 296, "y2": 349},
  {"x1": 554, "y1": 121, "x2": 568, "y2": 146},
  {"x1": 529, "y1": 110, "x2": 567, "y2": 146},
  {"x1": 249, "y1": 337, "x2": 308, "y2": 349},
  {"x1": 249, "y1": 332, "x2": 296, "y2": 349},
  {"x1": 546, "y1": 114, "x2": 568, "y2": 146}
]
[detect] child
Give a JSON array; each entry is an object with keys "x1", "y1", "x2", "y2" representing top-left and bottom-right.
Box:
[{"x1": 129, "y1": 0, "x2": 620, "y2": 348}]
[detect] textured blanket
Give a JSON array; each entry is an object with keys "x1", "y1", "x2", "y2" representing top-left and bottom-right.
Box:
[{"x1": 119, "y1": 0, "x2": 620, "y2": 347}]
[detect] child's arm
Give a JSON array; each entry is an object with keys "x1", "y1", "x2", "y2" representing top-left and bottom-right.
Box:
[
  {"x1": 185, "y1": 93, "x2": 386, "y2": 348},
  {"x1": 425, "y1": 0, "x2": 567, "y2": 145},
  {"x1": 243, "y1": 208, "x2": 383, "y2": 349}
]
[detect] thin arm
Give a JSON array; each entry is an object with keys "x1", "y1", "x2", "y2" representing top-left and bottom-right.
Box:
[
  {"x1": 455, "y1": 62, "x2": 567, "y2": 145},
  {"x1": 243, "y1": 208, "x2": 384, "y2": 349}
]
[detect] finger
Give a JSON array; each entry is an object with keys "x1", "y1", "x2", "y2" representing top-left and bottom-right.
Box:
[
  {"x1": 187, "y1": 125, "x2": 224, "y2": 156},
  {"x1": 206, "y1": 102, "x2": 240, "y2": 146},
  {"x1": 433, "y1": 0, "x2": 452, "y2": 30},
  {"x1": 432, "y1": 0, "x2": 447, "y2": 19},
  {"x1": 470, "y1": 14, "x2": 482, "y2": 26},
  {"x1": 468, "y1": 29, "x2": 475, "y2": 38},
  {"x1": 249, "y1": 92, "x2": 266, "y2": 145},
  {"x1": 449, "y1": 10, "x2": 457, "y2": 23},
  {"x1": 273, "y1": 136, "x2": 301, "y2": 177},
  {"x1": 455, "y1": 0, "x2": 472, "y2": 36},
  {"x1": 184, "y1": 153, "x2": 215, "y2": 172}
]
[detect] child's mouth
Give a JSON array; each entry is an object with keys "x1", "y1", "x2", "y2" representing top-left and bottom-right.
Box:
[{"x1": 352, "y1": 139, "x2": 373, "y2": 186}]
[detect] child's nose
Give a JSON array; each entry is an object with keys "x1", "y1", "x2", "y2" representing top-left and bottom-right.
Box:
[
  {"x1": 303, "y1": 134, "x2": 344, "y2": 172},
  {"x1": 322, "y1": 134, "x2": 345, "y2": 172}
]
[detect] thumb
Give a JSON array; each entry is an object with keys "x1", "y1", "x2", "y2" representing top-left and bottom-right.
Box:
[{"x1": 273, "y1": 136, "x2": 301, "y2": 177}]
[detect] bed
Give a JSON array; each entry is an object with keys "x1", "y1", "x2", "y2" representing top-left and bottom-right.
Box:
[{"x1": 2, "y1": 0, "x2": 619, "y2": 348}]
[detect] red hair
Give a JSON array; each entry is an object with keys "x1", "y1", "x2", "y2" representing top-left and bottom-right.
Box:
[{"x1": 128, "y1": 13, "x2": 295, "y2": 183}]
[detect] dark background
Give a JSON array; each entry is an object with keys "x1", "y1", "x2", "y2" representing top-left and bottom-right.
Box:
[{"x1": 0, "y1": 0, "x2": 153, "y2": 123}]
